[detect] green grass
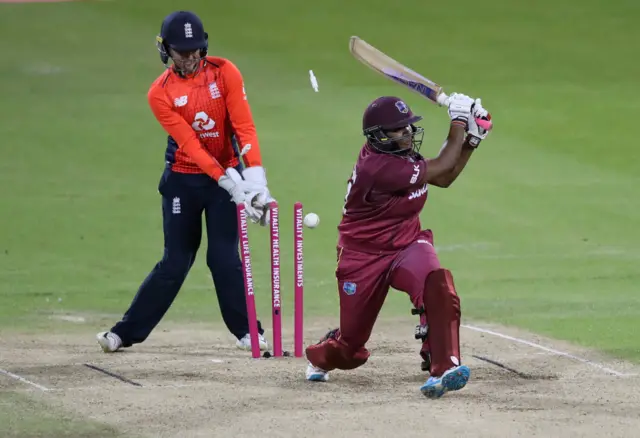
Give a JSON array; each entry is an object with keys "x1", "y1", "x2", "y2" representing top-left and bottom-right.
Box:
[
  {"x1": 0, "y1": 0, "x2": 638, "y2": 365},
  {"x1": 0, "y1": 392, "x2": 122, "y2": 438}
]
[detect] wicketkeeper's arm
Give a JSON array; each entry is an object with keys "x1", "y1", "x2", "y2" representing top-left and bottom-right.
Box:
[
  {"x1": 222, "y1": 60, "x2": 272, "y2": 222},
  {"x1": 147, "y1": 85, "x2": 226, "y2": 181},
  {"x1": 222, "y1": 60, "x2": 263, "y2": 169}
]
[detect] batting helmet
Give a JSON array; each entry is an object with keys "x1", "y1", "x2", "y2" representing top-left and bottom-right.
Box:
[
  {"x1": 156, "y1": 11, "x2": 209, "y2": 67},
  {"x1": 362, "y1": 96, "x2": 424, "y2": 154}
]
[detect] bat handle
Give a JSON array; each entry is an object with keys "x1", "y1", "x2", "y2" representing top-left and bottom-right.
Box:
[{"x1": 436, "y1": 92, "x2": 450, "y2": 107}]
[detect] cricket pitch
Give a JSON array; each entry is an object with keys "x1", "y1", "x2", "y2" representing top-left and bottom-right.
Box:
[{"x1": 1, "y1": 317, "x2": 639, "y2": 437}]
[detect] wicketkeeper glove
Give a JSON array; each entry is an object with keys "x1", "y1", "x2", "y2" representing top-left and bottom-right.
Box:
[
  {"x1": 242, "y1": 166, "x2": 276, "y2": 226},
  {"x1": 218, "y1": 168, "x2": 248, "y2": 206},
  {"x1": 219, "y1": 168, "x2": 266, "y2": 223}
]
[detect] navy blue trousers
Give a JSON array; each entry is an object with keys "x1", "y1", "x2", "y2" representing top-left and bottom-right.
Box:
[{"x1": 111, "y1": 167, "x2": 264, "y2": 347}]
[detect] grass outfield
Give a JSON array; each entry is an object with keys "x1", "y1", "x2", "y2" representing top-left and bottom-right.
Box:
[
  {"x1": 0, "y1": 392, "x2": 122, "y2": 438},
  {"x1": 0, "y1": 0, "x2": 638, "y2": 373}
]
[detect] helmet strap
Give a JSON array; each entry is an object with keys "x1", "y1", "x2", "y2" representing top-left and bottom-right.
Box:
[{"x1": 156, "y1": 32, "x2": 209, "y2": 75}]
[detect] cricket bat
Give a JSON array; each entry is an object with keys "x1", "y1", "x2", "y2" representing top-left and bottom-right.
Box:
[{"x1": 349, "y1": 36, "x2": 492, "y2": 131}]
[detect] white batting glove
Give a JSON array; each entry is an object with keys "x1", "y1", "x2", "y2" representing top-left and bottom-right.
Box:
[
  {"x1": 447, "y1": 93, "x2": 475, "y2": 128},
  {"x1": 472, "y1": 98, "x2": 489, "y2": 120},
  {"x1": 467, "y1": 98, "x2": 491, "y2": 148}
]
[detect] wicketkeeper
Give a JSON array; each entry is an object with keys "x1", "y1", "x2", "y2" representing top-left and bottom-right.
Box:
[
  {"x1": 304, "y1": 94, "x2": 491, "y2": 398},
  {"x1": 97, "y1": 11, "x2": 274, "y2": 353}
]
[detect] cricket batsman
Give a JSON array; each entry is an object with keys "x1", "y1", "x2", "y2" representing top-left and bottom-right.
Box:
[
  {"x1": 304, "y1": 94, "x2": 491, "y2": 398},
  {"x1": 97, "y1": 11, "x2": 273, "y2": 353}
]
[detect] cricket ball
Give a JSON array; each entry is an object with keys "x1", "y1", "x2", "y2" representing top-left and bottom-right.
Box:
[{"x1": 303, "y1": 212, "x2": 320, "y2": 228}]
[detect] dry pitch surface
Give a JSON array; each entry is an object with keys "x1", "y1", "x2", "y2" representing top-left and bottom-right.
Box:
[{"x1": 1, "y1": 317, "x2": 639, "y2": 438}]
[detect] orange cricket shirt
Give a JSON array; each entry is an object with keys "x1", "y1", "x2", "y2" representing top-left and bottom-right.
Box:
[{"x1": 147, "y1": 56, "x2": 262, "y2": 181}]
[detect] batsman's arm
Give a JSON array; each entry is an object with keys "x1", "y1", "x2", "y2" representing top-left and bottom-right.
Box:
[
  {"x1": 373, "y1": 122, "x2": 465, "y2": 192},
  {"x1": 222, "y1": 60, "x2": 263, "y2": 168},
  {"x1": 147, "y1": 85, "x2": 225, "y2": 180},
  {"x1": 420, "y1": 122, "x2": 466, "y2": 185},
  {"x1": 429, "y1": 136, "x2": 476, "y2": 188}
]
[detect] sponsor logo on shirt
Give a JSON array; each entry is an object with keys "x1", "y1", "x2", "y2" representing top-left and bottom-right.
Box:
[
  {"x1": 174, "y1": 95, "x2": 188, "y2": 107},
  {"x1": 191, "y1": 111, "x2": 220, "y2": 139},
  {"x1": 408, "y1": 183, "x2": 428, "y2": 200},
  {"x1": 410, "y1": 164, "x2": 420, "y2": 184}
]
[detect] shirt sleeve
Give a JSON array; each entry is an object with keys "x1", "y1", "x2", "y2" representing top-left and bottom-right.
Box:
[
  {"x1": 221, "y1": 60, "x2": 263, "y2": 168},
  {"x1": 371, "y1": 155, "x2": 428, "y2": 192},
  {"x1": 147, "y1": 82, "x2": 225, "y2": 180}
]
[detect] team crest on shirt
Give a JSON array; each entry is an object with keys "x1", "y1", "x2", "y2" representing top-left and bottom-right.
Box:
[
  {"x1": 209, "y1": 82, "x2": 221, "y2": 99},
  {"x1": 343, "y1": 282, "x2": 357, "y2": 296}
]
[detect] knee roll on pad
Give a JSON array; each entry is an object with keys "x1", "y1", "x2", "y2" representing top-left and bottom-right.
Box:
[
  {"x1": 306, "y1": 338, "x2": 369, "y2": 371},
  {"x1": 319, "y1": 328, "x2": 339, "y2": 343}
]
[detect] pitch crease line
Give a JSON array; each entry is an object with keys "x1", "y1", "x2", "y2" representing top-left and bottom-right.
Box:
[
  {"x1": 462, "y1": 324, "x2": 631, "y2": 377},
  {"x1": 0, "y1": 368, "x2": 50, "y2": 391}
]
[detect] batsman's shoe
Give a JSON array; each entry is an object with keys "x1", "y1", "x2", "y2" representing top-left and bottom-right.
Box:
[
  {"x1": 96, "y1": 331, "x2": 123, "y2": 353},
  {"x1": 305, "y1": 362, "x2": 329, "y2": 382},
  {"x1": 420, "y1": 365, "x2": 470, "y2": 399},
  {"x1": 236, "y1": 333, "x2": 269, "y2": 352}
]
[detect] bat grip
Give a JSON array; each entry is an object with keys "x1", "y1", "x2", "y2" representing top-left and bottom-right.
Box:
[{"x1": 476, "y1": 118, "x2": 493, "y2": 131}]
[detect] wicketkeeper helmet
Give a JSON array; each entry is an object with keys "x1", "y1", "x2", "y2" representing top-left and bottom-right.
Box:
[{"x1": 156, "y1": 11, "x2": 209, "y2": 67}]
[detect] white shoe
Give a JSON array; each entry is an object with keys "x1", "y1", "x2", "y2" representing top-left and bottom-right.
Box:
[
  {"x1": 306, "y1": 362, "x2": 329, "y2": 382},
  {"x1": 236, "y1": 333, "x2": 269, "y2": 351},
  {"x1": 96, "y1": 331, "x2": 123, "y2": 353}
]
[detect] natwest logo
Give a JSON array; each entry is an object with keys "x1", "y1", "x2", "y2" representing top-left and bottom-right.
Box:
[{"x1": 191, "y1": 112, "x2": 219, "y2": 138}]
